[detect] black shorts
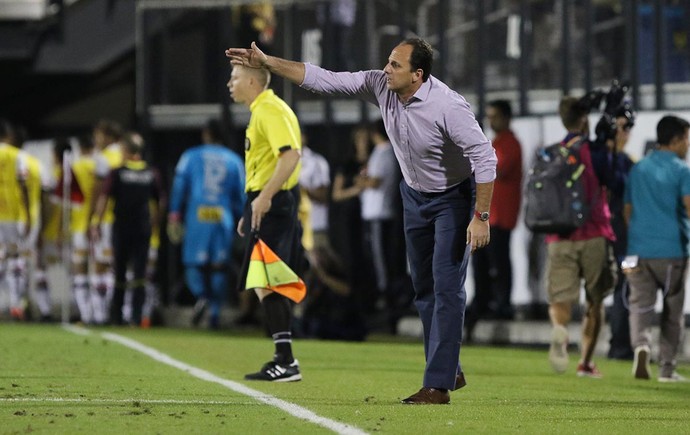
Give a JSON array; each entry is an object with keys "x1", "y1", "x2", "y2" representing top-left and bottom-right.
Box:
[{"x1": 242, "y1": 186, "x2": 302, "y2": 271}]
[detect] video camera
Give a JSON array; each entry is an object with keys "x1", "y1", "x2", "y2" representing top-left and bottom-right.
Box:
[{"x1": 576, "y1": 80, "x2": 635, "y2": 143}]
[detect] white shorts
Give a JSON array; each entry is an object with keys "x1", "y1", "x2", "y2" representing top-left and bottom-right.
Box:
[{"x1": 93, "y1": 223, "x2": 113, "y2": 264}]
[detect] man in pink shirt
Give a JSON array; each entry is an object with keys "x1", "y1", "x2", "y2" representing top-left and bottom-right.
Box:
[{"x1": 227, "y1": 38, "x2": 497, "y2": 404}]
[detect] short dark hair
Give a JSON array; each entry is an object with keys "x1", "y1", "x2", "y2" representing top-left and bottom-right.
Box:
[
  {"x1": 53, "y1": 137, "x2": 73, "y2": 163},
  {"x1": 77, "y1": 134, "x2": 94, "y2": 151},
  {"x1": 657, "y1": 115, "x2": 690, "y2": 146},
  {"x1": 122, "y1": 131, "x2": 144, "y2": 156},
  {"x1": 0, "y1": 118, "x2": 16, "y2": 143},
  {"x1": 402, "y1": 38, "x2": 433, "y2": 82},
  {"x1": 94, "y1": 119, "x2": 123, "y2": 141},
  {"x1": 204, "y1": 119, "x2": 225, "y2": 144},
  {"x1": 559, "y1": 96, "x2": 589, "y2": 131},
  {"x1": 488, "y1": 99, "x2": 513, "y2": 119}
]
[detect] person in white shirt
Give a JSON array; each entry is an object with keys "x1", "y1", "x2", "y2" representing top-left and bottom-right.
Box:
[
  {"x1": 358, "y1": 120, "x2": 401, "y2": 312},
  {"x1": 298, "y1": 132, "x2": 331, "y2": 250}
]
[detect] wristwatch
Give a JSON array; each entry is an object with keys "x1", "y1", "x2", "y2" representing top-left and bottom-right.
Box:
[{"x1": 474, "y1": 210, "x2": 490, "y2": 222}]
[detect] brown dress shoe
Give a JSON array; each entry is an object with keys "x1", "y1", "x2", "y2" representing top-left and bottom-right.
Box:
[
  {"x1": 401, "y1": 387, "x2": 450, "y2": 404},
  {"x1": 453, "y1": 372, "x2": 467, "y2": 390}
]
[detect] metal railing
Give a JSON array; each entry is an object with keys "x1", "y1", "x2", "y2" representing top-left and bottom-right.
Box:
[{"x1": 135, "y1": 0, "x2": 690, "y2": 130}]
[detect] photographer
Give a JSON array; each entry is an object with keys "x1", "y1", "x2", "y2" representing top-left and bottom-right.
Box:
[
  {"x1": 545, "y1": 95, "x2": 617, "y2": 378},
  {"x1": 590, "y1": 100, "x2": 637, "y2": 360}
]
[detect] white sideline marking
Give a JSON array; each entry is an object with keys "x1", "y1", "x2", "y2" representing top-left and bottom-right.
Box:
[{"x1": 62, "y1": 325, "x2": 368, "y2": 435}]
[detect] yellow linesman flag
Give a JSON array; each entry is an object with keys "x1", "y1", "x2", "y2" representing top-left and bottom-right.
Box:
[{"x1": 245, "y1": 238, "x2": 307, "y2": 303}]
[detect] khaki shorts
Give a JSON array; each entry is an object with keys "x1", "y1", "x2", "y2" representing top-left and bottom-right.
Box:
[{"x1": 546, "y1": 236, "x2": 616, "y2": 304}]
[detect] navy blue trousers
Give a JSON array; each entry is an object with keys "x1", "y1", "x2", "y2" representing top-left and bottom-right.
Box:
[{"x1": 400, "y1": 178, "x2": 473, "y2": 390}]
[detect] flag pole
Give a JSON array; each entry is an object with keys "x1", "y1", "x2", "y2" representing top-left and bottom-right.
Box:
[
  {"x1": 236, "y1": 230, "x2": 259, "y2": 293},
  {"x1": 60, "y1": 149, "x2": 72, "y2": 325}
]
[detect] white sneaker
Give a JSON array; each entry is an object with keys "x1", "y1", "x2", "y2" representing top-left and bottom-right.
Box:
[
  {"x1": 549, "y1": 325, "x2": 569, "y2": 374},
  {"x1": 658, "y1": 372, "x2": 688, "y2": 383},
  {"x1": 632, "y1": 345, "x2": 651, "y2": 380}
]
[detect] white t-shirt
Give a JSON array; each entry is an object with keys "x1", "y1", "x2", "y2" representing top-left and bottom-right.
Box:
[
  {"x1": 361, "y1": 142, "x2": 398, "y2": 221},
  {"x1": 299, "y1": 147, "x2": 331, "y2": 231}
]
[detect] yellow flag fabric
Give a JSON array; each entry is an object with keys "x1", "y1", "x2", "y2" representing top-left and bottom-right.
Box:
[{"x1": 246, "y1": 238, "x2": 306, "y2": 303}]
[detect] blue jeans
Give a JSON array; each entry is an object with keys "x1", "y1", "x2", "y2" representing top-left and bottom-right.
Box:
[{"x1": 400, "y1": 179, "x2": 473, "y2": 390}]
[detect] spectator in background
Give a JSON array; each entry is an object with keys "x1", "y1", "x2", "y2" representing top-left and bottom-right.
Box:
[
  {"x1": 297, "y1": 129, "x2": 364, "y2": 340},
  {"x1": 88, "y1": 119, "x2": 124, "y2": 324},
  {"x1": 0, "y1": 120, "x2": 31, "y2": 321},
  {"x1": 625, "y1": 115, "x2": 690, "y2": 383},
  {"x1": 91, "y1": 133, "x2": 165, "y2": 326},
  {"x1": 359, "y1": 120, "x2": 401, "y2": 316},
  {"x1": 19, "y1": 132, "x2": 54, "y2": 322},
  {"x1": 61, "y1": 135, "x2": 99, "y2": 324},
  {"x1": 590, "y1": 105, "x2": 636, "y2": 360},
  {"x1": 167, "y1": 120, "x2": 246, "y2": 329},
  {"x1": 123, "y1": 176, "x2": 165, "y2": 328},
  {"x1": 317, "y1": 0, "x2": 357, "y2": 71},
  {"x1": 466, "y1": 100, "x2": 522, "y2": 341},
  {"x1": 545, "y1": 96, "x2": 616, "y2": 378},
  {"x1": 299, "y1": 130, "x2": 330, "y2": 251},
  {"x1": 330, "y1": 125, "x2": 371, "y2": 318},
  {"x1": 235, "y1": 2, "x2": 276, "y2": 53},
  {"x1": 140, "y1": 202, "x2": 162, "y2": 328},
  {"x1": 34, "y1": 138, "x2": 73, "y2": 322}
]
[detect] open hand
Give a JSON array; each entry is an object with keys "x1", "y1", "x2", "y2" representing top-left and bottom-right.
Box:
[{"x1": 225, "y1": 41, "x2": 268, "y2": 69}]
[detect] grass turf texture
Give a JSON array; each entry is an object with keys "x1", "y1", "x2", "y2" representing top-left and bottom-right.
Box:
[{"x1": 1, "y1": 323, "x2": 688, "y2": 434}]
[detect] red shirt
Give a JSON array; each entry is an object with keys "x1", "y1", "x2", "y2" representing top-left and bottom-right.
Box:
[{"x1": 490, "y1": 130, "x2": 523, "y2": 229}]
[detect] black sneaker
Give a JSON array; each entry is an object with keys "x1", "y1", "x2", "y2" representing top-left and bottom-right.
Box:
[{"x1": 244, "y1": 360, "x2": 302, "y2": 382}]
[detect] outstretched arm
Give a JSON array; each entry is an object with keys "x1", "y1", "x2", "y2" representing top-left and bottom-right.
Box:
[{"x1": 225, "y1": 41, "x2": 306, "y2": 85}]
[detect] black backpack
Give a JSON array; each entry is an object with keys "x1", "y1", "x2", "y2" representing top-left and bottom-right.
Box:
[{"x1": 524, "y1": 136, "x2": 590, "y2": 234}]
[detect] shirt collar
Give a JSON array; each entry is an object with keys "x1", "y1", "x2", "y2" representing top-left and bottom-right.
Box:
[
  {"x1": 250, "y1": 89, "x2": 275, "y2": 112},
  {"x1": 409, "y1": 77, "x2": 432, "y2": 102},
  {"x1": 124, "y1": 160, "x2": 146, "y2": 170},
  {"x1": 563, "y1": 132, "x2": 586, "y2": 144},
  {"x1": 654, "y1": 149, "x2": 677, "y2": 159}
]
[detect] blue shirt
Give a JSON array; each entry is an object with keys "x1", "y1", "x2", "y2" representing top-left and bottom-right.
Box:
[
  {"x1": 301, "y1": 64, "x2": 497, "y2": 193},
  {"x1": 625, "y1": 149, "x2": 690, "y2": 258},
  {"x1": 169, "y1": 144, "x2": 246, "y2": 264}
]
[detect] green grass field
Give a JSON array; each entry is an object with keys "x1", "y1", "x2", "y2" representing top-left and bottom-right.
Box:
[{"x1": 1, "y1": 323, "x2": 689, "y2": 434}]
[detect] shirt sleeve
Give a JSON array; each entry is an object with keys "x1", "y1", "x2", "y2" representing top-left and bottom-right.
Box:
[
  {"x1": 301, "y1": 63, "x2": 381, "y2": 106},
  {"x1": 101, "y1": 170, "x2": 115, "y2": 198},
  {"x1": 680, "y1": 164, "x2": 690, "y2": 198},
  {"x1": 443, "y1": 98, "x2": 497, "y2": 184},
  {"x1": 316, "y1": 156, "x2": 330, "y2": 187},
  {"x1": 39, "y1": 162, "x2": 55, "y2": 191},
  {"x1": 257, "y1": 106, "x2": 301, "y2": 156},
  {"x1": 230, "y1": 155, "x2": 246, "y2": 222},
  {"x1": 579, "y1": 142, "x2": 600, "y2": 205},
  {"x1": 169, "y1": 151, "x2": 190, "y2": 215},
  {"x1": 16, "y1": 151, "x2": 28, "y2": 181},
  {"x1": 623, "y1": 170, "x2": 632, "y2": 206},
  {"x1": 94, "y1": 154, "x2": 110, "y2": 178}
]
